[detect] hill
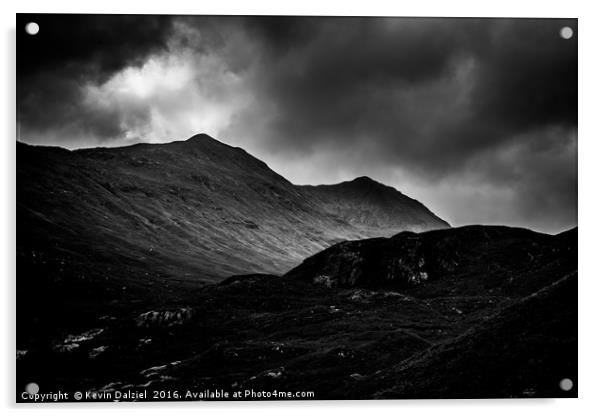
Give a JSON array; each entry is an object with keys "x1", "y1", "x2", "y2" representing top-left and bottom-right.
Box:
[
  {"x1": 17, "y1": 225, "x2": 577, "y2": 400},
  {"x1": 17, "y1": 134, "x2": 448, "y2": 282}
]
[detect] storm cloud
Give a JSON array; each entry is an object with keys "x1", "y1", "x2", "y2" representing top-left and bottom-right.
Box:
[{"x1": 16, "y1": 14, "x2": 577, "y2": 233}]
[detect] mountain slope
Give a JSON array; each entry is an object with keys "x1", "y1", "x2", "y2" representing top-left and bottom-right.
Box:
[
  {"x1": 300, "y1": 176, "x2": 449, "y2": 235},
  {"x1": 348, "y1": 271, "x2": 577, "y2": 399},
  {"x1": 17, "y1": 134, "x2": 448, "y2": 281}
]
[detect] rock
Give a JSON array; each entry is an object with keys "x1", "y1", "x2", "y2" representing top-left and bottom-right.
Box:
[
  {"x1": 53, "y1": 342, "x2": 80, "y2": 353},
  {"x1": 136, "y1": 307, "x2": 194, "y2": 327},
  {"x1": 53, "y1": 328, "x2": 104, "y2": 353},
  {"x1": 89, "y1": 345, "x2": 108, "y2": 359},
  {"x1": 350, "y1": 290, "x2": 373, "y2": 303},
  {"x1": 140, "y1": 364, "x2": 168, "y2": 378},
  {"x1": 313, "y1": 275, "x2": 335, "y2": 288},
  {"x1": 64, "y1": 328, "x2": 104, "y2": 344},
  {"x1": 383, "y1": 291, "x2": 404, "y2": 298},
  {"x1": 266, "y1": 369, "x2": 283, "y2": 378},
  {"x1": 138, "y1": 338, "x2": 152, "y2": 346}
]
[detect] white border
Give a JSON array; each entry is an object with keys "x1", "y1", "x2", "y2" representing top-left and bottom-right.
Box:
[{"x1": 2, "y1": 1, "x2": 601, "y2": 416}]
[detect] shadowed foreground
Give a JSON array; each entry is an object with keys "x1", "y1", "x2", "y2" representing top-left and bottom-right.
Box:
[{"x1": 17, "y1": 226, "x2": 576, "y2": 400}]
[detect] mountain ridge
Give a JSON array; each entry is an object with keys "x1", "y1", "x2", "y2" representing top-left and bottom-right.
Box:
[{"x1": 17, "y1": 134, "x2": 449, "y2": 282}]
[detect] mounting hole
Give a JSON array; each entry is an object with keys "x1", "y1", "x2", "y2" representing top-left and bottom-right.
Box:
[
  {"x1": 559, "y1": 378, "x2": 573, "y2": 391},
  {"x1": 25, "y1": 22, "x2": 39, "y2": 35},
  {"x1": 25, "y1": 382, "x2": 39, "y2": 395},
  {"x1": 560, "y1": 26, "x2": 573, "y2": 40}
]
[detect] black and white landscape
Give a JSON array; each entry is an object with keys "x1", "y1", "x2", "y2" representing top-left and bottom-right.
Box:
[{"x1": 17, "y1": 15, "x2": 577, "y2": 401}]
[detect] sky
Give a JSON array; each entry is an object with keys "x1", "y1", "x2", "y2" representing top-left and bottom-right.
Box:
[{"x1": 17, "y1": 15, "x2": 577, "y2": 233}]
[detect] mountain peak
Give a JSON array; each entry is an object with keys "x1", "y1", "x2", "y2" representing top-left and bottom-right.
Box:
[
  {"x1": 181, "y1": 133, "x2": 227, "y2": 148},
  {"x1": 350, "y1": 176, "x2": 377, "y2": 184},
  {"x1": 185, "y1": 133, "x2": 215, "y2": 142},
  {"x1": 172, "y1": 133, "x2": 240, "y2": 152},
  {"x1": 180, "y1": 134, "x2": 245, "y2": 154},
  {"x1": 346, "y1": 176, "x2": 393, "y2": 192},
  {"x1": 300, "y1": 175, "x2": 449, "y2": 233}
]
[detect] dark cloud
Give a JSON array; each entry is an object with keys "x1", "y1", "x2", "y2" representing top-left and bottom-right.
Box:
[
  {"x1": 16, "y1": 15, "x2": 577, "y2": 233},
  {"x1": 224, "y1": 18, "x2": 576, "y2": 175},
  {"x1": 17, "y1": 14, "x2": 173, "y2": 143},
  {"x1": 477, "y1": 20, "x2": 577, "y2": 125},
  {"x1": 17, "y1": 14, "x2": 172, "y2": 78}
]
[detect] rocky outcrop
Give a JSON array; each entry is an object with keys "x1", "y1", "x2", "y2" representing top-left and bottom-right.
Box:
[
  {"x1": 136, "y1": 308, "x2": 194, "y2": 328},
  {"x1": 285, "y1": 234, "x2": 434, "y2": 289},
  {"x1": 285, "y1": 225, "x2": 576, "y2": 295}
]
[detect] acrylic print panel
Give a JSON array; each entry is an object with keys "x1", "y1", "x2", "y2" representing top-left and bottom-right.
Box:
[{"x1": 16, "y1": 14, "x2": 577, "y2": 402}]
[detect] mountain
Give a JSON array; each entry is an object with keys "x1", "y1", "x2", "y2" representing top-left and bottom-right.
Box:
[
  {"x1": 17, "y1": 225, "x2": 577, "y2": 399},
  {"x1": 300, "y1": 176, "x2": 449, "y2": 235},
  {"x1": 17, "y1": 134, "x2": 448, "y2": 282}
]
